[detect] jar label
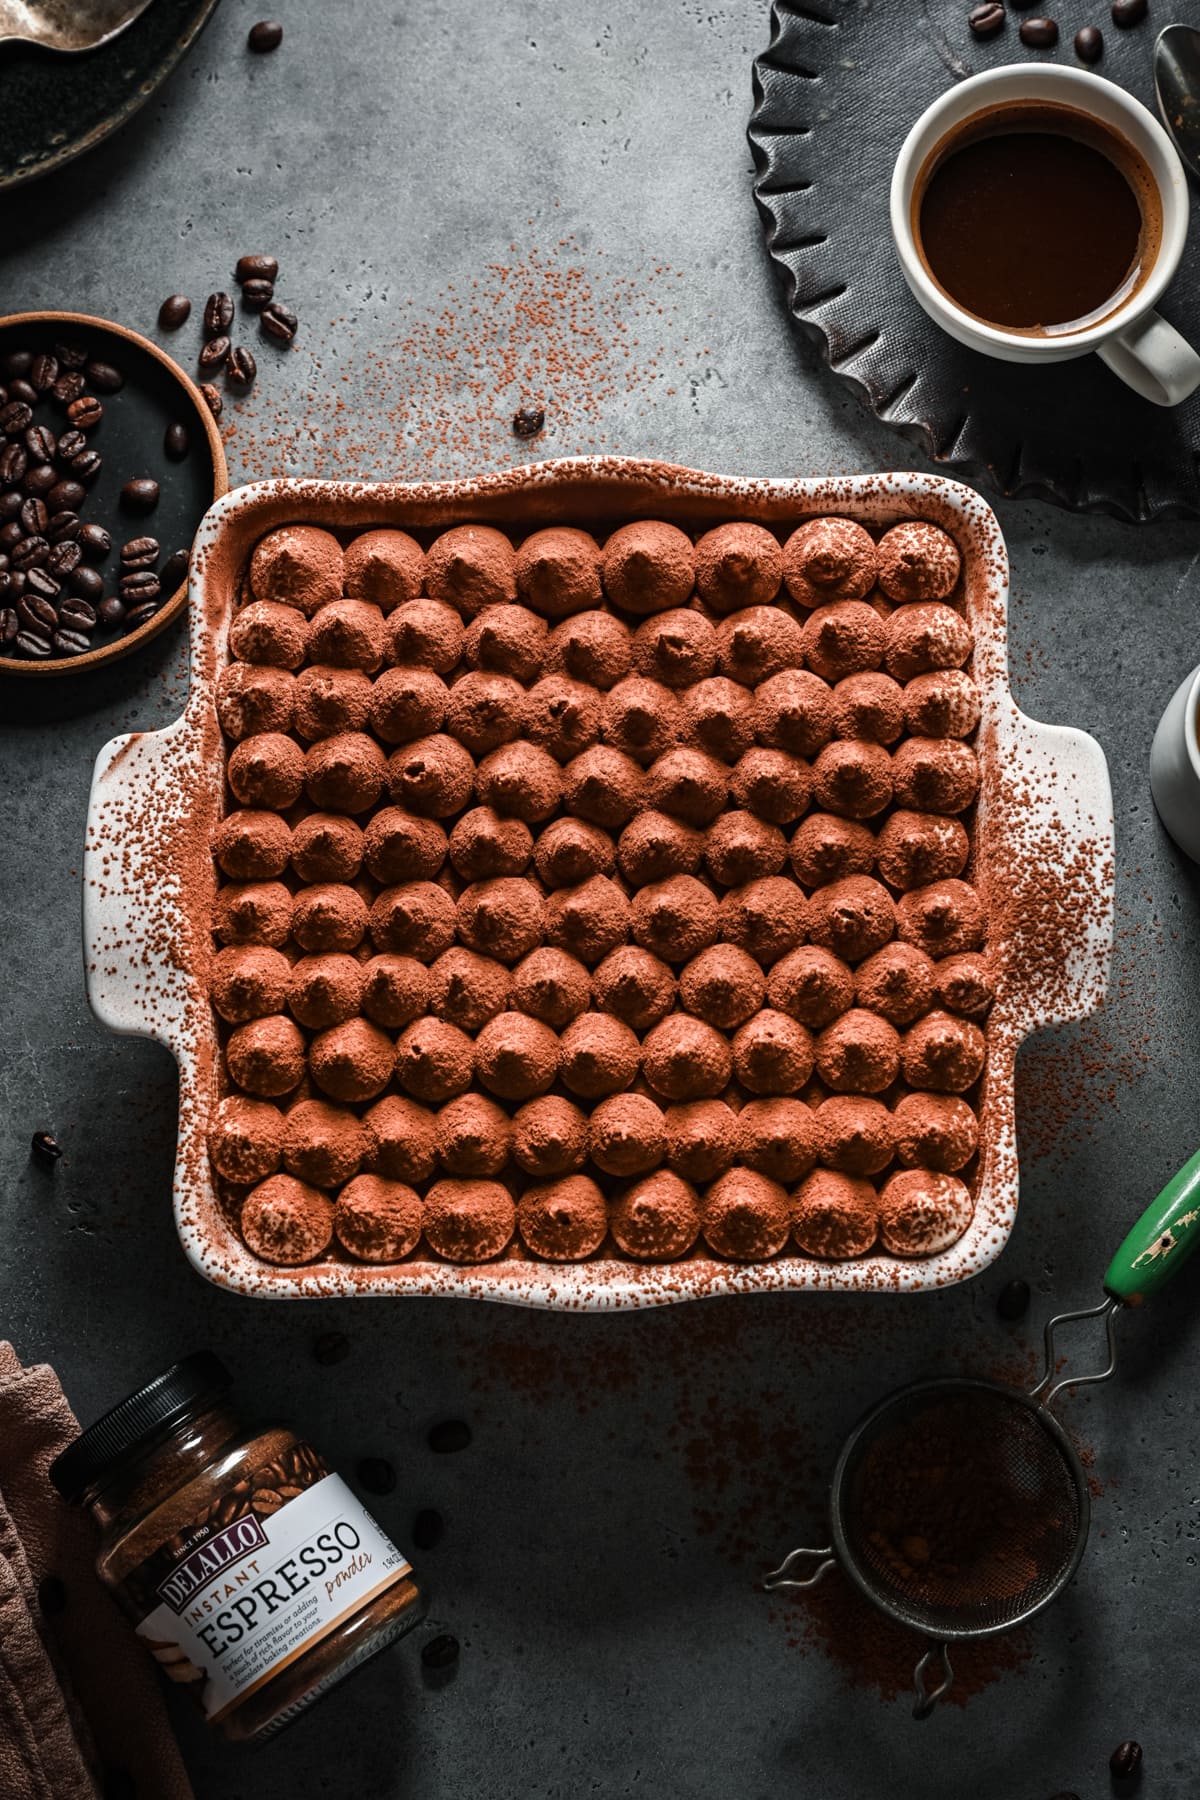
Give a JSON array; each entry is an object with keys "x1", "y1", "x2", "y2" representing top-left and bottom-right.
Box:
[{"x1": 133, "y1": 1473, "x2": 412, "y2": 1721}]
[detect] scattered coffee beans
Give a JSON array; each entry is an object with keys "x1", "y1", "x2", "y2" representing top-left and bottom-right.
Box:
[
  {"x1": 77, "y1": 523, "x2": 111, "y2": 560},
  {"x1": 427, "y1": 1419, "x2": 472, "y2": 1454},
  {"x1": 86, "y1": 361, "x2": 124, "y2": 393},
  {"x1": 996, "y1": 1279, "x2": 1031, "y2": 1320},
  {"x1": 66, "y1": 395, "x2": 103, "y2": 431},
  {"x1": 1075, "y1": 25, "x2": 1104, "y2": 59},
  {"x1": 968, "y1": 2, "x2": 1006, "y2": 35},
  {"x1": 237, "y1": 253, "x2": 279, "y2": 285},
  {"x1": 51, "y1": 371, "x2": 85, "y2": 406},
  {"x1": 29, "y1": 353, "x2": 57, "y2": 392},
  {"x1": 158, "y1": 295, "x2": 191, "y2": 329},
  {"x1": 198, "y1": 335, "x2": 230, "y2": 372},
  {"x1": 512, "y1": 405, "x2": 546, "y2": 438},
  {"x1": 356, "y1": 1457, "x2": 397, "y2": 1496},
  {"x1": 161, "y1": 548, "x2": 189, "y2": 590},
  {"x1": 55, "y1": 340, "x2": 86, "y2": 370},
  {"x1": 200, "y1": 383, "x2": 223, "y2": 418},
  {"x1": 31, "y1": 1130, "x2": 62, "y2": 1161},
  {"x1": 121, "y1": 535, "x2": 159, "y2": 568},
  {"x1": 227, "y1": 345, "x2": 257, "y2": 387},
  {"x1": 1111, "y1": 0, "x2": 1146, "y2": 22},
  {"x1": 203, "y1": 292, "x2": 235, "y2": 336},
  {"x1": 1109, "y1": 1741, "x2": 1142, "y2": 1779},
  {"x1": 120, "y1": 478, "x2": 160, "y2": 513},
  {"x1": 1019, "y1": 15, "x2": 1058, "y2": 43},
  {"x1": 241, "y1": 277, "x2": 274, "y2": 310},
  {"x1": 261, "y1": 300, "x2": 298, "y2": 343},
  {"x1": 248, "y1": 18, "x2": 283, "y2": 51},
  {"x1": 164, "y1": 421, "x2": 189, "y2": 460},
  {"x1": 420, "y1": 1634, "x2": 460, "y2": 1671},
  {"x1": 312, "y1": 1330, "x2": 351, "y2": 1366},
  {"x1": 411, "y1": 1509, "x2": 445, "y2": 1550}
]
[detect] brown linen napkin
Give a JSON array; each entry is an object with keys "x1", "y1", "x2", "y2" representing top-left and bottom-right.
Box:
[{"x1": 0, "y1": 1343, "x2": 194, "y2": 1800}]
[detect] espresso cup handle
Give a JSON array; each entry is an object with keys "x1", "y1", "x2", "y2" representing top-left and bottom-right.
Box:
[{"x1": 1096, "y1": 310, "x2": 1200, "y2": 408}]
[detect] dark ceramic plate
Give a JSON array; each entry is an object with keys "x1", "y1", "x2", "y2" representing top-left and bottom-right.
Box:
[
  {"x1": 0, "y1": 311, "x2": 227, "y2": 677},
  {"x1": 0, "y1": 0, "x2": 219, "y2": 190},
  {"x1": 748, "y1": 1, "x2": 1200, "y2": 522}
]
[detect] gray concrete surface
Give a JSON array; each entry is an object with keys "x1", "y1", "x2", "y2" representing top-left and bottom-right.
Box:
[{"x1": 3, "y1": 2, "x2": 1200, "y2": 1795}]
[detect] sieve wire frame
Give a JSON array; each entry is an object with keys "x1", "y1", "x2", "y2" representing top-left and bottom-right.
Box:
[{"x1": 827, "y1": 1376, "x2": 1091, "y2": 1644}]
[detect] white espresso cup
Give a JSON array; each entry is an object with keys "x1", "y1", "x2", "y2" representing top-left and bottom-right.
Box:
[
  {"x1": 890, "y1": 65, "x2": 1200, "y2": 408},
  {"x1": 1150, "y1": 663, "x2": 1200, "y2": 863}
]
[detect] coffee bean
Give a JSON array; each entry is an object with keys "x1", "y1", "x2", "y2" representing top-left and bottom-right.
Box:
[
  {"x1": 54, "y1": 340, "x2": 87, "y2": 370},
  {"x1": 0, "y1": 443, "x2": 27, "y2": 483},
  {"x1": 1111, "y1": 0, "x2": 1146, "y2": 21},
  {"x1": 19, "y1": 498, "x2": 47, "y2": 536},
  {"x1": 59, "y1": 597, "x2": 96, "y2": 632},
  {"x1": 1019, "y1": 15, "x2": 1058, "y2": 42},
  {"x1": 121, "y1": 535, "x2": 160, "y2": 565},
  {"x1": 121, "y1": 478, "x2": 159, "y2": 512},
  {"x1": 411, "y1": 1508, "x2": 444, "y2": 1550},
  {"x1": 55, "y1": 429, "x2": 86, "y2": 464},
  {"x1": 1109, "y1": 1741, "x2": 1142, "y2": 1778},
  {"x1": 0, "y1": 492, "x2": 20, "y2": 521},
  {"x1": 968, "y1": 3, "x2": 1006, "y2": 35},
  {"x1": 0, "y1": 520, "x2": 22, "y2": 551},
  {"x1": 1, "y1": 350, "x2": 32, "y2": 379},
  {"x1": 312, "y1": 1330, "x2": 351, "y2": 1366},
  {"x1": 47, "y1": 512, "x2": 81, "y2": 544},
  {"x1": 512, "y1": 405, "x2": 545, "y2": 439},
  {"x1": 199, "y1": 336, "x2": 231, "y2": 372},
  {"x1": 123, "y1": 601, "x2": 161, "y2": 631},
  {"x1": 241, "y1": 277, "x2": 274, "y2": 310},
  {"x1": 69, "y1": 450, "x2": 102, "y2": 484},
  {"x1": 25, "y1": 424, "x2": 56, "y2": 461},
  {"x1": 12, "y1": 536, "x2": 49, "y2": 571},
  {"x1": 85, "y1": 360, "x2": 124, "y2": 394},
  {"x1": 46, "y1": 479, "x2": 84, "y2": 513},
  {"x1": 77, "y1": 524, "x2": 111, "y2": 561},
  {"x1": 70, "y1": 566, "x2": 104, "y2": 601},
  {"x1": 25, "y1": 567, "x2": 60, "y2": 603},
  {"x1": 53, "y1": 628, "x2": 91, "y2": 656},
  {"x1": 7, "y1": 379, "x2": 37, "y2": 408},
  {"x1": 1074, "y1": 24, "x2": 1103, "y2": 57},
  {"x1": 356, "y1": 1457, "x2": 396, "y2": 1496},
  {"x1": 227, "y1": 346, "x2": 257, "y2": 389},
  {"x1": 97, "y1": 596, "x2": 125, "y2": 628},
  {"x1": 66, "y1": 395, "x2": 103, "y2": 431},
  {"x1": 161, "y1": 549, "x2": 189, "y2": 590},
  {"x1": 120, "y1": 571, "x2": 162, "y2": 604},
  {"x1": 261, "y1": 301, "x2": 298, "y2": 343},
  {"x1": 164, "y1": 421, "x2": 189, "y2": 460},
  {"x1": 204, "y1": 292, "x2": 235, "y2": 336},
  {"x1": 427, "y1": 1419, "x2": 471, "y2": 1455},
  {"x1": 15, "y1": 629, "x2": 52, "y2": 659},
  {"x1": 47, "y1": 541, "x2": 82, "y2": 579},
  {"x1": 17, "y1": 593, "x2": 57, "y2": 633},
  {"x1": 248, "y1": 18, "x2": 283, "y2": 51},
  {"x1": 29, "y1": 353, "x2": 58, "y2": 392},
  {"x1": 158, "y1": 294, "x2": 191, "y2": 329},
  {"x1": 200, "y1": 383, "x2": 223, "y2": 418},
  {"x1": 237, "y1": 253, "x2": 279, "y2": 284},
  {"x1": 0, "y1": 400, "x2": 32, "y2": 435},
  {"x1": 51, "y1": 371, "x2": 85, "y2": 406},
  {"x1": 23, "y1": 464, "x2": 57, "y2": 498},
  {"x1": 420, "y1": 1634, "x2": 460, "y2": 1671},
  {"x1": 0, "y1": 606, "x2": 16, "y2": 645}
]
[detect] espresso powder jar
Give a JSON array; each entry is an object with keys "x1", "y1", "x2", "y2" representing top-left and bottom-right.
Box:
[{"x1": 50, "y1": 1353, "x2": 424, "y2": 1741}]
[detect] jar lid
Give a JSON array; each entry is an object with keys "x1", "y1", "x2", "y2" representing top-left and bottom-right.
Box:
[{"x1": 49, "y1": 1352, "x2": 233, "y2": 1502}]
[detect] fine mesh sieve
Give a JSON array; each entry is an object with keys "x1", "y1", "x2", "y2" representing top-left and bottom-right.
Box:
[{"x1": 765, "y1": 1145, "x2": 1200, "y2": 1716}]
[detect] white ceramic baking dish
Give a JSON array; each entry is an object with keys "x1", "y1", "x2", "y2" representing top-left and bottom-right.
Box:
[{"x1": 83, "y1": 459, "x2": 1114, "y2": 1306}]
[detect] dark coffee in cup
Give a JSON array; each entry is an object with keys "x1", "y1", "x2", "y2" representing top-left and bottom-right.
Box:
[{"x1": 912, "y1": 101, "x2": 1163, "y2": 335}]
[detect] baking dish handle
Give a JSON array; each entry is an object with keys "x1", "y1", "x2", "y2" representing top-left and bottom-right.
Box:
[
  {"x1": 83, "y1": 719, "x2": 206, "y2": 1043},
  {"x1": 998, "y1": 714, "x2": 1114, "y2": 1032}
]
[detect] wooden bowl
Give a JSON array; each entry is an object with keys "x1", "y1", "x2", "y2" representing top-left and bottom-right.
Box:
[{"x1": 0, "y1": 310, "x2": 228, "y2": 678}]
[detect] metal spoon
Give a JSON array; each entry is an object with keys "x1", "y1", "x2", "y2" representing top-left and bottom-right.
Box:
[
  {"x1": 1155, "y1": 23, "x2": 1200, "y2": 182},
  {"x1": 0, "y1": 0, "x2": 154, "y2": 54}
]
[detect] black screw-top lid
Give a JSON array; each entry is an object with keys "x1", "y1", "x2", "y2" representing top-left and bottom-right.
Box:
[{"x1": 50, "y1": 1353, "x2": 233, "y2": 1503}]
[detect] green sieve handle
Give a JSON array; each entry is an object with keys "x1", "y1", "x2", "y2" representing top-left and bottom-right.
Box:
[{"x1": 1104, "y1": 1148, "x2": 1200, "y2": 1304}]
